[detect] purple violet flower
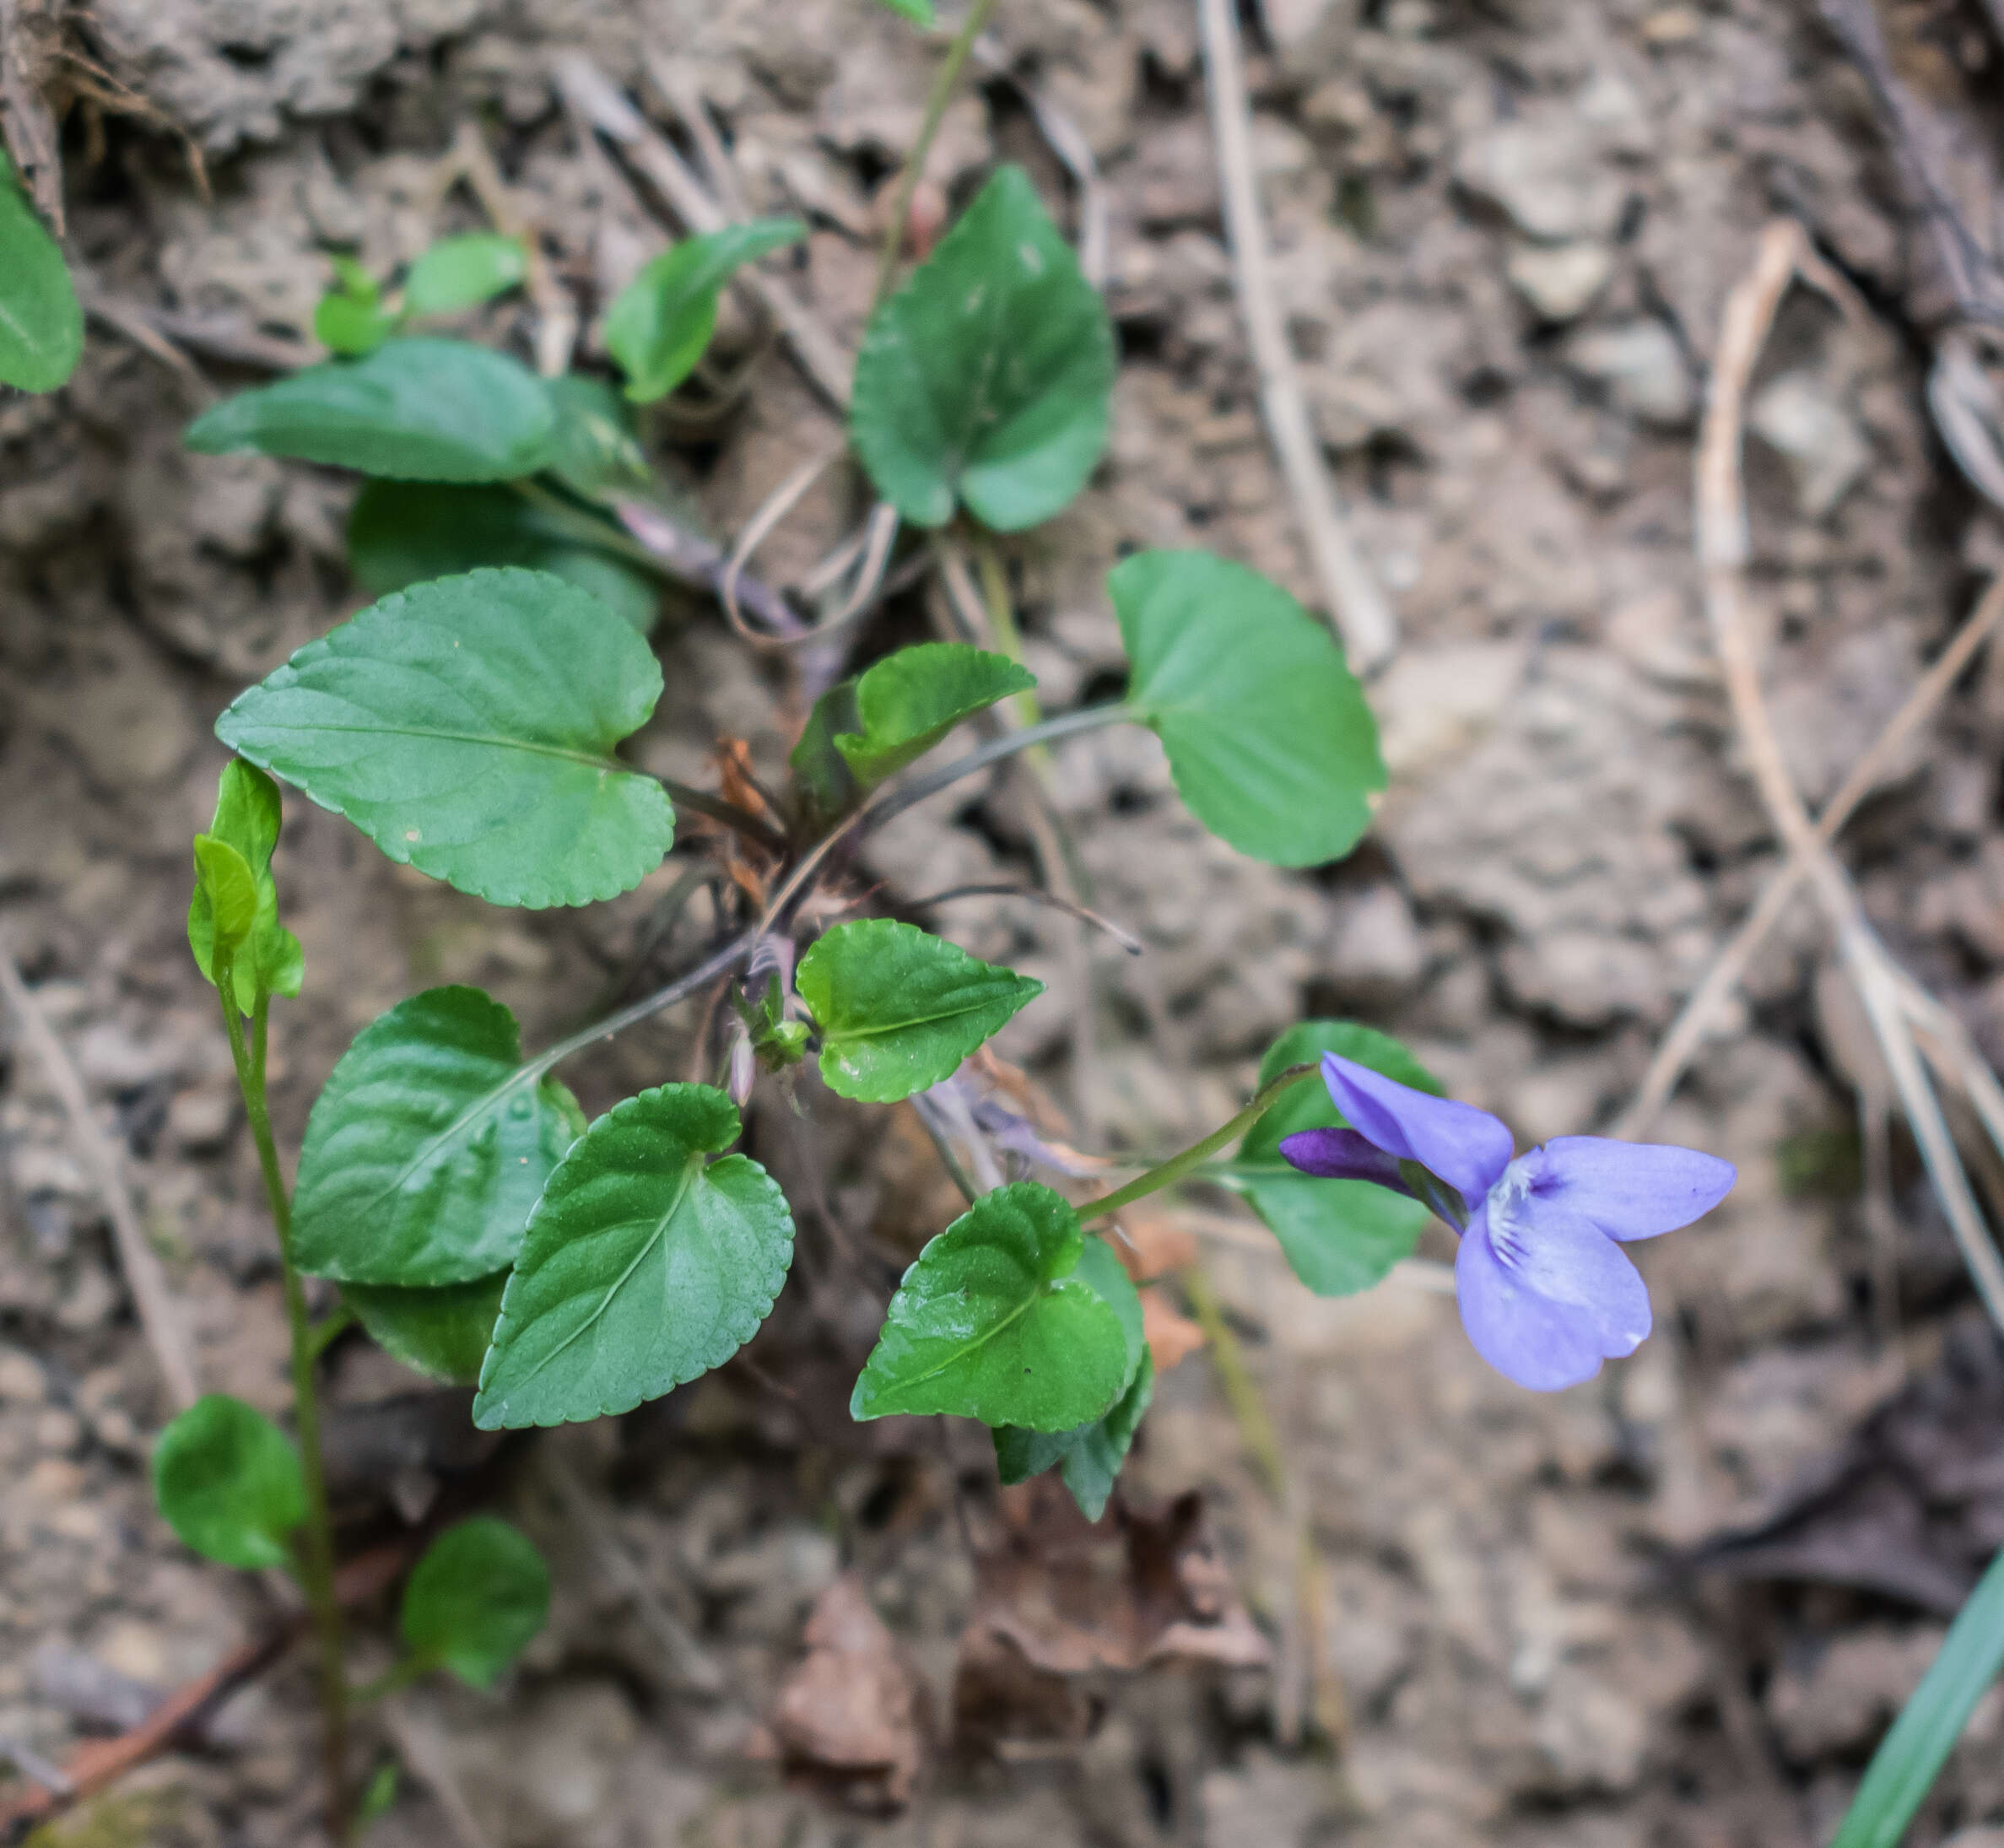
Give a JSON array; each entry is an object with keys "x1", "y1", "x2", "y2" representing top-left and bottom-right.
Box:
[{"x1": 1279, "y1": 1053, "x2": 1736, "y2": 1391}]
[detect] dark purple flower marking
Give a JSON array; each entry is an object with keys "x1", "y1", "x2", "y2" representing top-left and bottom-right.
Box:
[{"x1": 1281, "y1": 1053, "x2": 1736, "y2": 1391}]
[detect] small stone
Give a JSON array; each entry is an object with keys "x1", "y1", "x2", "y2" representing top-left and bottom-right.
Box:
[
  {"x1": 1324, "y1": 884, "x2": 1427, "y2": 994},
  {"x1": 1641, "y1": 5, "x2": 1702, "y2": 42},
  {"x1": 1564, "y1": 320, "x2": 1694, "y2": 427},
  {"x1": 35, "y1": 1409, "x2": 83, "y2": 1454},
  {"x1": 0, "y1": 1348, "x2": 48, "y2": 1404},
  {"x1": 168, "y1": 1083, "x2": 238, "y2": 1156},
  {"x1": 1748, "y1": 369, "x2": 1872, "y2": 518},
  {"x1": 1506, "y1": 241, "x2": 1612, "y2": 322},
  {"x1": 1455, "y1": 119, "x2": 1623, "y2": 244}
]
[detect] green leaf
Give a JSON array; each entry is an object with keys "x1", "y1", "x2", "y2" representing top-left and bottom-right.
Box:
[
  {"x1": 214, "y1": 566, "x2": 674, "y2": 908},
  {"x1": 851, "y1": 165, "x2": 1115, "y2": 532},
  {"x1": 0, "y1": 155, "x2": 83, "y2": 393},
  {"x1": 403, "y1": 234, "x2": 528, "y2": 318},
  {"x1": 293, "y1": 986, "x2": 585, "y2": 1286},
  {"x1": 314, "y1": 293, "x2": 394, "y2": 356},
  {"x1": 788, "y1": 683, "x2": 865, "y2": 828},
  {"x1": 996, "y1": 1348, "x2": 1154, "y2": 1523},
  {"x1": 874, "y1": 0, "x2": 935, "y2": 19},
  {"x1": 797, "y1": 919, "x2": 1044, "y2": 1103},
  {"x1": 341, "y1": 1271, "x2": 510, "y2": 1385},
  {"x1": 1110, "y1": 549, "x2": 1386, "y2": 867},
  {"x1": 1830, "y1": 1543, "x2": 2004, "y2": 1848},
  {"x1": 851, "y1": 1181, "x2": 1130, "y2": 1430},
  {"x1": 544, "y1": 375, "x2": 654, "y2": 500},
  {"x1": 185, "y1": 338, "x2": 556, "y2": 483},
  {"x1": 473, "y1": 1084, "x2": 796, "y2": 1429},
  {"x1": 150, "y1": 1394, "x2": 306, "y2": 1571},
  {"x1": 190, "y1": 837, "x2": 258, "y2": 971},
  {"x1": 399, "y1": 1517, "x2": 550, "y2": 1689},
  {"x1": 603, "y1": 219, "x2": 806, "y2": 403},
  {"x1": 1218, "y1": 1022, "x2": 1440, "y2": 1296},
  {"x1": 833, "y1": 643, "x2": 1034, "y2": 786},
  {"x1": 187, "y1": 760, "x2": 305, "y2": 1013},
  {"x1": 345, "y1": 481, "x2": 658, "y2": 634}
]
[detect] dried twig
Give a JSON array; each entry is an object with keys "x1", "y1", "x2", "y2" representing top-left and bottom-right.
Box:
[
  {"x1": 376, "y1": 1705, "x2": 497, "y2": 1848},
  {"x1": 1683, "y1": 219, "x2": 2004, "y2": 1333},
  {"x1": 553, "y1": 54, "x2": 853, "y2": 413},
  {"x1": 1194, "y1": 0, "x2": 1395, "y2": 672},
  {"x1": 0, "y1": 940, "x2": 200, "y2": 1412},
  {"x1": 0, "y1": 0, "x2": 63, "y2": 226}
]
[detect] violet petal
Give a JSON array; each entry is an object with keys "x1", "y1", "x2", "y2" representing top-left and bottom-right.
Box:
[
  {"x1": 1526, "y1": 1137, "x2": 1737, "y2": 1241},
  {"x1": 1277, "y1": 1127, "x2": 1413, "y2": 1191},
  {"x1": 1317, "y1": 1052, "x2": 1514, "y2": 1206}
]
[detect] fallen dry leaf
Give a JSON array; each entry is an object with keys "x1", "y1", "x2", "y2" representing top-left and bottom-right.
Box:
[
  {"x1": 770, "y1": 1575, "x2": 927, "y2": 1813},
  {"x1": 1140, "y1": 1285, "x2": 1206, "y2": 1374},
  {"x1": 1111, "y1": 1210, "x2": 1197, "y2": 1282}
]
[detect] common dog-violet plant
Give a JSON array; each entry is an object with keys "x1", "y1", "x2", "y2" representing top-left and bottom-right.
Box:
[{"x1": 138, "y1": 3, "x2": 1735, "y2": 1834}]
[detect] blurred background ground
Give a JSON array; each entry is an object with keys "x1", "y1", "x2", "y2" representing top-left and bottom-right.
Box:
[{"x1": 7, "y1": 0, "x2": 2004, "y2": 1842}]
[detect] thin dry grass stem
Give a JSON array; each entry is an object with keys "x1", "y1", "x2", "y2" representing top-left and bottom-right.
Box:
[
  {"x1": 553, "y1": 55, "x2": 853, "y2": 413},
  {"x1": 376, "y1": 1706, "x2": 498, "y2": 1848},
  {"x1": 642, "y1": 51, "x2": 749, "y2": 221},
  {"x1": 1195, "y1": 0, "x2": 1396, "y2": 673},
  {"x1": 0, "y1": 939, "x2": 201, "y2": 1412},
  {"x1": 971, "y1": 36, "x2": 1109, "y2": 288},
  {"x1": 1618, "y1": 566, "x2": 2004, "y2": 1138},
  {"x1": 912, "y1": 882, "x2": 1145, "y2": 955},
  {"x1": 1683, "y1": 219, "x2": 2004, "y2": 1336},
  {"x1": 437, "y1": 121, "x2": 578, "y2": 379},
  {"x1": 719, "y1": 457, "x2": 902, "y2": 651}
]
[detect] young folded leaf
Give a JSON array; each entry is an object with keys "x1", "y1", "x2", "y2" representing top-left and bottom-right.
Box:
[
  {"x1": 851, "y1": 1182, "x2": 1131, "y2": 1430},
  {"x1": 402, "y1": 234, "x2": 528, "y2": 319},
  {"x1": 544, "y1": 374, "x2": 655, "y2": 500},
  {"x1": 187, "y1": 760, "x2": 305, "y2": 1013},
  {"x1": 796, "y1": 919, "x2": 1044, "y2": 1102},
  {"x1": 399, "y1": 1517, "x2": 549, "y2": 1689},
  {"x1": 190, "y1": 837, "x2": 258, "y2": 975},
  {"x1": 833, "y1": 643, "x2": 1035, "y2": 786},
  {"x1": 215, "y1": 567, "x2": 675, "y2": 908},
  {"x1": 851, "y1": 165, "x2": 1115, "y2": 532},
  {"x1": 340, "y1": 1272, "x2": 510, "y2": 1386},
  {"x1": 313, "y1": 254, "x2": 393, "y2": 356},
  {"x1": 1110, "y1": 549, "x2": 1385, "y2": 867},
  {"x1": 293, "y1": 986, "x2": 586, "y2": 1286},
  {"x1": 1217, "y1": 1022, "x2": 1440, "y2": 1296},
  {"x1": 473, "y1": 1084, "x2": 795, "y2": 1429},
  {"x1": 150, "y1": 1394, "x2": 307, "y2": 1571},
  {"x1": 0, "y1": 153, "x2": 82, "y2": 393},
  {"x1": 185, "y1": 338, "x2": 556, "y2": 483},
  {"x1": 346, "y1": 481, "x2": 658, "y2": 634},
  {"x1": 603, "y1": 219, "x2": 806, "y2": 403}
]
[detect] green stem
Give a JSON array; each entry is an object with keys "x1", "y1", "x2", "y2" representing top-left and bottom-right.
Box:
[
  {"x1": 972, "y1": 534, "x2": 1043, "y2": 734},
  {"x1": 1083, "y1": 1065, "x2": 1318, "y2": 1222},
  {"x1": 348, "y1": 1654, "x2": 434, "y2": 1708},
  {"x1": 862, "y1": 702, "x2": 1128, "y2": 834},
  {"x1": 869, "y1": 0, "x2": 1000, "y2": 311},
  {"x1": 306, "y1": 1304, "x2": 356, "y2": 1365},
  {"x1": 223, "y1": 989, "x2": 349, "y2": 1843}
]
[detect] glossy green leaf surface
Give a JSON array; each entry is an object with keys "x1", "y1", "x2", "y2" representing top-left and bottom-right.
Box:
[
  {"x1": 474, "y1": 1085, "x2": 795, "y2": 1429},
  {"x1": 187, "y1": 760, "x2": 304, "y2": 1013},
  {"x1": 797, "y1": 919, "x2": 1043, "y2": 1103},
  {"x1": 544, "y1": 375, "x2": 653, "y2": 500},
  {"x1": 293, "y1": 986, "x2": 585, "y2": 1286},
  {"x1": 403, "y1": 234, "x2": 527, "y2": 317},
  {"x1": 346, "y1": 481, "x2": 657, "y2": 633},
  {"x1": 314, "y1": 294, "x2": 394, "y2": 356},
  {"x1": 833, "y1": 643, "x2": 1034, "y2": 786},
  {"x1": 400, "y1": 1516, "x2": 550, "y2": 1689},
  {"x1": 185, "y1": 338, "x2": 556, "y2": 483},
  {"x1": 851, "y1": 1182, "x2": 1130, "y2": 1430},
  {"x1": 603, "y1": 219, "x2": 805, "y2": 403},
  {"x1": 190, "y1": 837, "x2": 257, "y2": 970},
  {"x1": 1829, "y1": 1543, "x2": 2004, "y2": 1848},
  {"x1": 1218, "y1": 1022, "x2": 1439, "y2": 1296},
  {"x1": 851, "y1": 165, "x2": 1115, "y2": 531},
  {"x1": 0, "y1": 155, "x2": 82, "y2": 392},
  {"x1": 150, "y1": 1394, "x2": 305, "y2": 1571},
  {"x1": 1110, "y1": 549, "x2": 1386, "y2": 867},
  {"x1": 341, "y1": 1271, "x2": 510, "y2": 1386},
  {"x1": 215, "y1": 567, "x2": 674, "y2": 907}
]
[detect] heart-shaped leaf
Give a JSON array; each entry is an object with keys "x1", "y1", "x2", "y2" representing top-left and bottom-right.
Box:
[
  {"x1": 851, "y1": 1182, "x2": 1130, "y2": 1430},
  {"x1": 293, "y1": 986, "x2": 585, "y2": 1286},
  {"x1": 797, "y1": 919, "x2": 1044, "y2": 1103},
  {"x1": 341, "y1": 1272, "x2": 510, "y2": 1386},
  {"x1": 1219, "y1": 1022, "x2": 1440, "y2": 1295},
  {"x1": 187, "y1": 760, "x2": 305, "y2": 1013},
  {"x1": 215, "y1": 566, "x2": 674, "y2": 907},
  {"x1": 833, "y1": 643, "x2": 1034, "y2": 786},
  {"x1": 150, "y1": 1394, "x2": 306, "y2": 1571},
  {"x1": 604, "y1": 219, "x2": 806, "y2": 403},
  {"x1": 400, "y1": 1517, "x2": 549, "y2": 1689},
  {"x1": 346, "y1": 481, "x2": 658, "y2": 634},
  {"x1": 473, "y1": 1084, "x2": 796, "y2": 1429},
  {"x1": 1110, "y1": 549, "x2": 1385, "y2": 867},
  {"x1": 851, "y1": 165, "x2": 1115, "y2": 532},
  {"x1": 185, "y1": 338, "x2": 556, "y2": 483},
  {"x1": 0, "y1": 155, "x2": 82, "y2": 393},
  {"x1": 403, "y1": 234, "x2": 528, "y2": 318}
]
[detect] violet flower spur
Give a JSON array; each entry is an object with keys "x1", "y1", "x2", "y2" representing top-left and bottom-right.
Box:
[{"x1": 1277, "y1": 1053, "x2": 1737, "y2": 1391}]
